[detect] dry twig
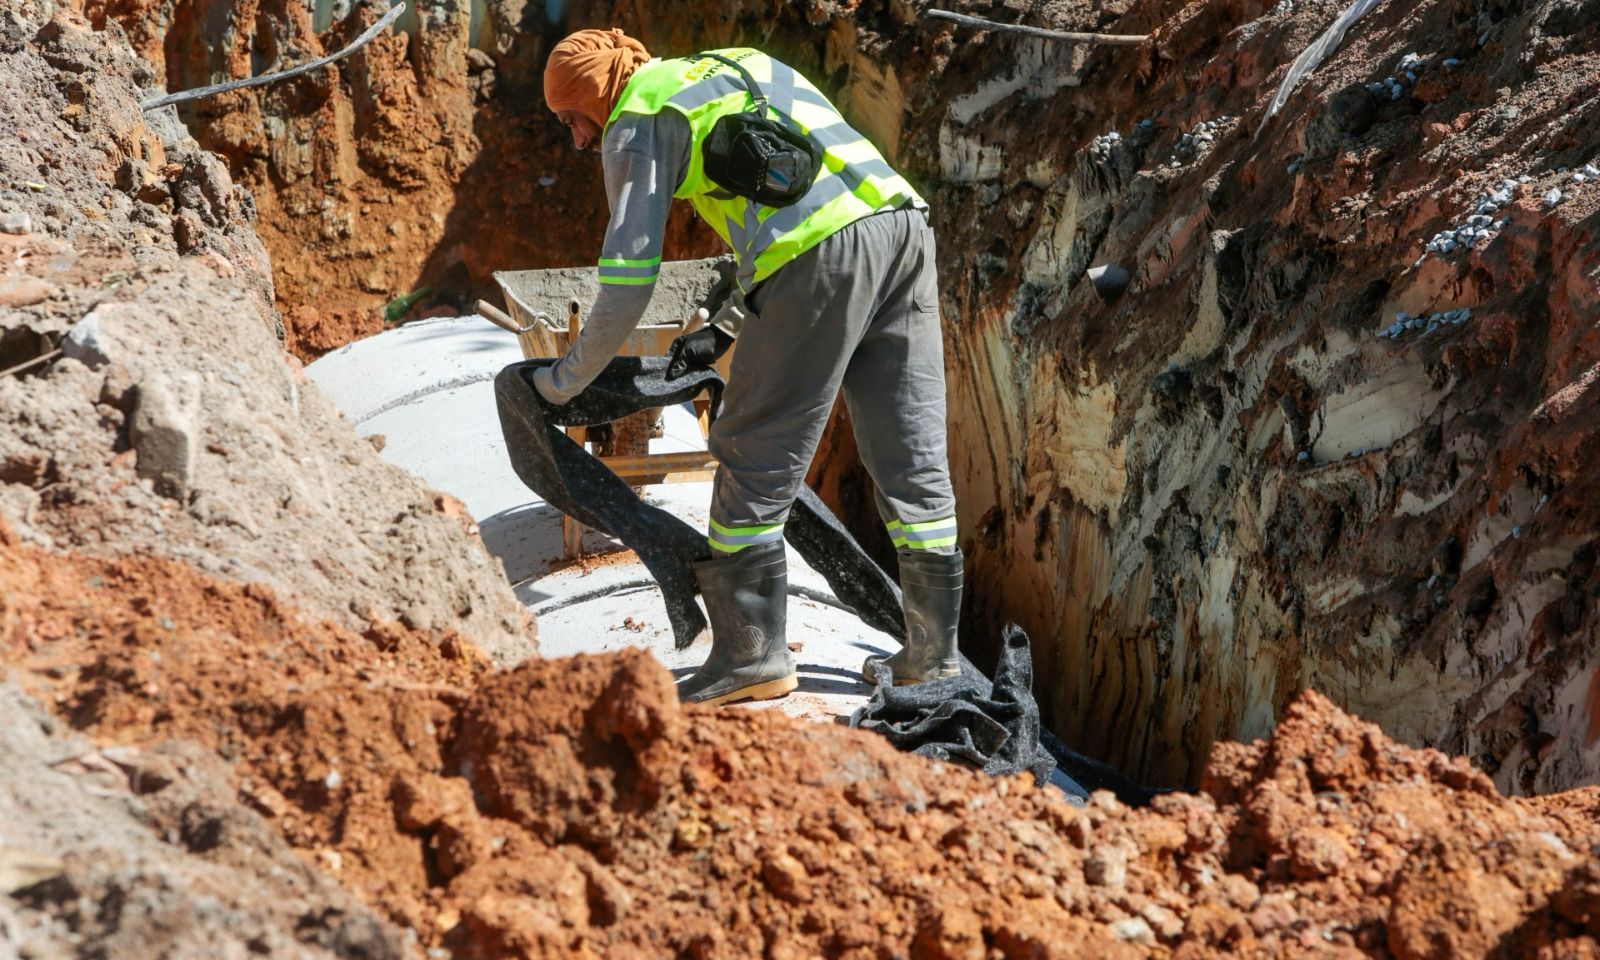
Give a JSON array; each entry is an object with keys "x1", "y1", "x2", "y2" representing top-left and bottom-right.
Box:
[{"x1": 0, "y1": 349, "x2": 61, "y2": 379}]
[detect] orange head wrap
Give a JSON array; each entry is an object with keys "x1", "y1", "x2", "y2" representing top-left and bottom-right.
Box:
[{"x1": 543, "y1": 29, "x2": 652, "y2": 130}]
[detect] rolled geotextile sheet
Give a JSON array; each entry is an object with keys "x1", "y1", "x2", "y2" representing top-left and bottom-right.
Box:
[{"x1": 493, "y1": 357, "x2": 905, "y2": 648}]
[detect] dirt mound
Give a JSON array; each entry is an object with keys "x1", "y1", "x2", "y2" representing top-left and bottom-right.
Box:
[
  {"x1": 7, "y1": 529, "x2": 1597, "y2": 958},
  {"x1": 0, "y1": 6, "x2": 535, "y2": 662},
  {"x1": 0, "y1": 683, "x2": 407, "y2": 960},
  {"x1": 1, "y1": 524, "x2": 489, "y2": 931},
  {"x1": 1, "y1": 528, "x2": 410, "y2": 956}
]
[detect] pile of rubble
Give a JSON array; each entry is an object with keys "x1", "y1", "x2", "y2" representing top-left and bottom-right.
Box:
[{"x1": 4, "y1": 530, "x2": 1598, "y2": 957}]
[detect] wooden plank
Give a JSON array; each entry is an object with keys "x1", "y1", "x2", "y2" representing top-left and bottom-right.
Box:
[
  {"x1": 641, "y1": 469, "x2": 717, "y2": 484},
  {"x1": 517, "y1": 324, "x2": 561, "y2": 360},
  {"x1": 563, "y1": 303, "x2": 586, "y2": 558},
  {"x1": 614, "y1": 324, "x2": 689, "y2": 357},
  {"x1": 598, "y1": 451, "x2": 718, "y2": 474},
  {"x1": 694, "y1": 398, "x2": 712, "y2": 439},
  {"x1": 562, "y1": 515, "x2": 584, "y2": 558}
]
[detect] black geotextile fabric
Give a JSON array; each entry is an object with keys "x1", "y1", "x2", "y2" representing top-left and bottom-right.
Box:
[
  {"x1": 495, "y1": 358, "x2": 719, "y2": 646},
  {"x1": 493, "y1": 357, "x2": 905, "y2": 649},
  {"x1": 1040, "y1": 726, "x2": 1165, "y2": 806},
  {"x1": 851, "y1": 623, "x2": 1070, "y2": 790},
  {"x1": 786, "y1": 485, "x2": 904, "y2": 639}
]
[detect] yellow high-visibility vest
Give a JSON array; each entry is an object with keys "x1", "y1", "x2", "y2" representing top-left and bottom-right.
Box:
[{"x1": 603, "y1": 48, "x2": 921, "y2": 292}]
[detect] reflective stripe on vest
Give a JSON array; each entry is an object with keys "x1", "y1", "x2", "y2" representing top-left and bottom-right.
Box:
[{"x1": 607, "y1": 49, "x2": 922, "y2": 291}]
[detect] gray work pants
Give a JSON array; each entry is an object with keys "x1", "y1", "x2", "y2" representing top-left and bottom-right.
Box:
[{"x1": 707, "y1": 207, "x2": 957, "y2": 554}]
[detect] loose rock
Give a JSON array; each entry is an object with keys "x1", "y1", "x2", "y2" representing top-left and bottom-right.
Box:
[
  {"x1": 1110, "y1": 917, "x2": 1155, "y2": 944},
  {"x1": 0, "y1": 274, "x2": 55, "y2": 308},
  {"x1": 130, "y1": 372, "x2": 204, "y2": 500},
  {"x1": 62, "y1": 310, "x2": 111, "y2": 367}
]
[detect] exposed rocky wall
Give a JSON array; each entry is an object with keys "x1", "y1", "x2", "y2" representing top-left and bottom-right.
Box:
[
  {"x1": 907, "y1": 0, "x2": 1600, "y2": 794},
  {"x1": 556, "y1": 0, "x2": 1600, "y2": 793}
]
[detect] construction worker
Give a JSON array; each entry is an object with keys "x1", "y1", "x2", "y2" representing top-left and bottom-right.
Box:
[{"x1": 537, "y1": 29, "x2": 961, "y2": 705}]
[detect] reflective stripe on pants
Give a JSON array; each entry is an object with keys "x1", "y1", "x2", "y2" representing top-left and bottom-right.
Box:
[
  {"x1": 886, "y1": 516, "x2": 958, "y2": 551},
  {"x1": 707, "y1": 518, "x2": 785, "y2": 554}
]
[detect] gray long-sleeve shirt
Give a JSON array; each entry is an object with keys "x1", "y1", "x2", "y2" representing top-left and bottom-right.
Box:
[{"x1": 531, "y1": 110, "x2": 694, "y2": 405}]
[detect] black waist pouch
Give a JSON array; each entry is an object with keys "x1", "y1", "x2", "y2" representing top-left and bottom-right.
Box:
[{"x1": 696, "y1": 53, "x2": 821, "y2": 208}]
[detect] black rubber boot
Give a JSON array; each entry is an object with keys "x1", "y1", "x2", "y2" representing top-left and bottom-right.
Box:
[
  {"x1": 678, "y1": 541, "x2": 797, "y2": 705},
  {"x1": 862, "y1": 550, "x2": 963, "y2": 685}
]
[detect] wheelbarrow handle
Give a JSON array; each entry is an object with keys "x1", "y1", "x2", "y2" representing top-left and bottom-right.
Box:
[{"x1": 476, "y1": 299, "x2": 552, "y2": 335}]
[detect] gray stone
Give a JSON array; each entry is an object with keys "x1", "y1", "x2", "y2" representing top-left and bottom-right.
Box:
[
  {"x1": 1110, "y1": 917, "x2": 1155, "y2": 944},
  {"x1": 62, "y1": 310, "x2": 111, "y2": 367},
  {"x1": 1084, "y1": 844, "x2": 1128, "y2": 887},
  {"x1": 131, "y1": 372, "x2": 204, "y2": 501},
  {"x1": 0, "y1": 210, "x2": 29, "y2": 235}
]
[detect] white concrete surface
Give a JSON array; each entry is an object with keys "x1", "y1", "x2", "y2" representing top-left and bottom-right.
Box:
[{"x1": 307, "y1": 315, "x2": 894, "y2": 723}]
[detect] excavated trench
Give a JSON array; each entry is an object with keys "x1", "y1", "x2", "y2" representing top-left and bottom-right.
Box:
[
  {"x1": 97, "y1": 0, "x2": 1600, "y2": 796},
  {"x1": 6, "y1": 0, "x2": 1600, "y2": 954}
]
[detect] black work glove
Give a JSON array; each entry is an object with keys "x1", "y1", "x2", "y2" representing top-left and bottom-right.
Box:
[{"x1": 665, "y1": 325, "x2": 734, "y2": 380}]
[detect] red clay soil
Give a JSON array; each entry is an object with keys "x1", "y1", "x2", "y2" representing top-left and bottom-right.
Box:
[
  {"x1": 89, "y1": 0, "x2": 724, "y2": 359},
  {"x1": 4, "y1": 527, "x2": 1599, "y2": 958}
]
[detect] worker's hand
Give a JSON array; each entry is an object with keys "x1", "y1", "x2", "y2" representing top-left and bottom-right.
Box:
[
  {"x1": 530, "y1": 364, "x2": 571, "y2": 411},
  {"x1": 665, "y1": 325, "x2": 734, "y2": 380}
]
